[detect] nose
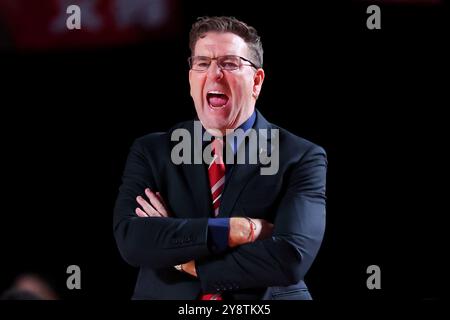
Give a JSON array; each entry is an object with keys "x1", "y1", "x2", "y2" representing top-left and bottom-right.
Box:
[{"x1": 206, "y1": 60, "x2": 224, "y2": 81}]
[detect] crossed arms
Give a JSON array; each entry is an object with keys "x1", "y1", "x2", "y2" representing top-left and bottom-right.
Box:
[
  {"x1": 134, "y1": 188, "x2": 273, "y2": 276},
  {"x1": 113, "y1": 138, "x2": 327, "y2": 292}
]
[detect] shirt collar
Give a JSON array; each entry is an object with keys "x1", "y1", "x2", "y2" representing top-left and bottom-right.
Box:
[
  {"x1": 201, "y1": 110, "x2": 256, "y2": 156},
  {"x1": 229, "y1": 110, "x2": 256, "y2": 155}
]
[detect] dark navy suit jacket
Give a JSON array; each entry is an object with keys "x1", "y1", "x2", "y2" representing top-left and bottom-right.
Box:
[{"x1": 113, "y1": 110, "x2": 327, "y2": 300}]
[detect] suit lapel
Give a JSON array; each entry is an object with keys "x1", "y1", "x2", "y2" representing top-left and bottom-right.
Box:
[
  {"x1": 218, "y1": 110, "x2": 272, "y2": 218},
  {"x1": 182, "y1": 162, "x2": 212, "y2": 218},
  {"x1": 176, "y1": 121, "x2": 212, "y2": 218}
]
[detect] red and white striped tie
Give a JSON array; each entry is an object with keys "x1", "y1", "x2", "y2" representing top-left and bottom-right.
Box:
[
  {"x1": 208, "y1": 138, "x2": 226, "y2": 217},
  {"x1": 200, "y1": 138, "x2": 225, "y2": 300}
]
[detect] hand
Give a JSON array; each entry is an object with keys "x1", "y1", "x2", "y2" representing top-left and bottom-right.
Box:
[
  {"x1": 229, "y1": 217, "x2": 274, "y2": 247},
  {"x1": 178, "y1": 219, "x2": 274, "y2": 277},
  {"x1": 180, "y1": 260, "x2": 197, "y2": 277},
  {"x1": 252, "y1": 218, "x2": 274, "y2": 240},
  {"x1": 135, "y1": 189, "x2": 196, "y2": 276},
  {"x1": 135, "y1": 188, "x2": 170, "y2": 217}
]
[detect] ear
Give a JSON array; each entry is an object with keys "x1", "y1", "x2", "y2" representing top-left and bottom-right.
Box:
[{"x1": 252, "y1": 68, "x2": 265, "y2": 99}]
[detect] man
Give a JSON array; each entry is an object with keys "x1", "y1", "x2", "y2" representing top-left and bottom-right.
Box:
[{"x1": 113, "y1": 16, "x2": 327, "y2": 300}]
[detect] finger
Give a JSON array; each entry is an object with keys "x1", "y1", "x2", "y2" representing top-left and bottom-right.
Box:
[
  {"x1": 145, "y1": 189, "x2": 167, "y2": 214},
  {"x1": 156, "y1": 192, "x2": 170, "y2": 217},
  {"x1": 135, "y1": 207, "x2": 149, "y2": 217},
  {"x1": 156, "y1": 192, "x2": 168, "y2": 207},
  {"x1": 145, "y1": 189, "x2": 168, "y2": 217},
  {"x1": 136, "y1": 195, "x2": 162, "y2": 217}
]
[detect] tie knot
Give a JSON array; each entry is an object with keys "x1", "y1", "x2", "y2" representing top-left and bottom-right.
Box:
[
  {"x1": 212, "y1": 138, "x2": 225, "y2": 161},
  {"x1": 212, "y1": 138, "x2": 224, "y2": 154}
]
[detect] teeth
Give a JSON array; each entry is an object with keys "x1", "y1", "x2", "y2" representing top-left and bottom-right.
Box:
[{"x1": 208, "y1": 90, "x2": 225, "y2": 95}]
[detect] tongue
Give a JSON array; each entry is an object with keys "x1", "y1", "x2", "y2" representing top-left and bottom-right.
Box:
[{"x1": 209, "y1": 95, "x2": 229, "y2": 108}]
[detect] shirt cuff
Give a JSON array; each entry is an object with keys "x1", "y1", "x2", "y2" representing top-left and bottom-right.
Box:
[{"x1": 207, "y1": 218, "x2": 230, "y2": 254}]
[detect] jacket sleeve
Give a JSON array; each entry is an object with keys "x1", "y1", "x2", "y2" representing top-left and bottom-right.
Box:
[
  {"x1": 196, "y1": 145, "x2": 327, "y2": 293},
  {"x1": 113, "y1": 137, "x2": 211, "y2": 268}
]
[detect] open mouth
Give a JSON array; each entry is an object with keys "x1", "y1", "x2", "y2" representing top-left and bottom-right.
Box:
[{"x1": 206, "y1": 91, "x2": 229, "y2": 108}]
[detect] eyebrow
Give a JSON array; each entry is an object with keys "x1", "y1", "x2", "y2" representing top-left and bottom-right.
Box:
[{"x1": 194, "y1": 53, "x2": 241, "y2": 57}]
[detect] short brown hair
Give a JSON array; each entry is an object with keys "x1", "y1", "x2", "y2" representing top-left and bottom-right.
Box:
[{"x1": 189, "y1": 16, "x2": 263, "y2": 68}]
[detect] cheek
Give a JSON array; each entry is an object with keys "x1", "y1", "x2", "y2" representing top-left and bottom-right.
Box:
[
  {"x1": 190, "y1": 77, "x2": 204, "y2": 100},
  {"x1": 231, "y1": 78, "x2": 253, "y2": 101}
]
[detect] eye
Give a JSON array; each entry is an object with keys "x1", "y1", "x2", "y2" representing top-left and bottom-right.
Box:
[
  {"x1": 221, "y1": 59, "x2": 240, "y2": 69},
  {"x1": 223, "y1": 62, "x2": 239, "y2": 68},
  {"x1": 192, "y1": 57, "x2": 211, "y2": 69}
]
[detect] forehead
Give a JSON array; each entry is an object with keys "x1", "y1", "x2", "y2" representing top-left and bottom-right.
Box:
[{"x1": 193, "y1": 32, "x2": 249, "y2": 57}]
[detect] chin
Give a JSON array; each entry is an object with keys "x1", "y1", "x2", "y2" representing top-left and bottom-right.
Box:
[
  {"x1": 202, "y1": 118, "x2": 227, "y2": 131},
  {"x1": 200, "y1": 108, "x2": 231, "y2": 129}
]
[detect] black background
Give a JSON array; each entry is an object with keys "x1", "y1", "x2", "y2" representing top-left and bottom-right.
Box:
[{"x1": 1, "y1": 0, "x2": 447, "y2": 300}]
